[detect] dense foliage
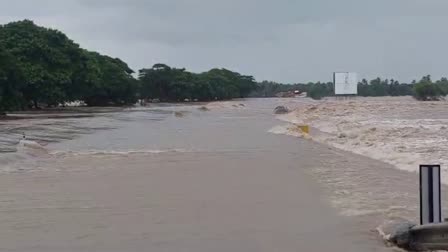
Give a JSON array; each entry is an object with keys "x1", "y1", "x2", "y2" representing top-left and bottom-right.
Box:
[
  {"x1": 0, "y1": 20, "x2": 257, "y2": 112},
  {"x1": 252, "y1": 77, "x2": 440, "y2": 100},
  {"x1": 412, "y1": 75, "x2": 448, "y2": 101},
  {"x1": 0, "y1": 45, "x2": 24, "y2": 111},
  {"x1": 249, "y1": 81, "x2": 306, "y2": 97},
  {"x1": 138, "y1": 64, "x2": 256, "y2": 102},
  {"x1": 1, "y1": 20, "x2": 446, "y2": 112},
  {"x1": 73, "y1": 51, "x2": 139, "y2": 106},
  {"x1": 0, "y1": 20, "x2": 139, "y2": 109}
]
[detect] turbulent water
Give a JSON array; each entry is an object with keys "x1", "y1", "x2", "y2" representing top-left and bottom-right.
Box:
[
  {"x1": 277, "y1": 97, "x2": 448, "y2": 183},
  {"x1": 0, "y1": 98, "x2": 439, "y2": 251},
  {"x1": 0, "y1": 100, "x2": 300, "y2": 172}
]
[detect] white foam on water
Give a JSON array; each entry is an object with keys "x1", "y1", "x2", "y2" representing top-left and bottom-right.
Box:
[
  {"x1": 205, "y1": 101, "x2": 246, "y2": 110},
  {"x1": 18, "y1": 140, "x2": 47, "y2": 150},
  {"x1": 15, "y1": 140, "x2": 49, "y2": 158},
  {"x1": 375, "y1": 217, "x2": 418, "y2": 251},
  {"x1": 0, "y1": 140, "x2": 50, "y2": 173},
  {"x1": 269, "y1": 97, "x2": 448, "y2": 238},
  {"x1": 268, "y1": 125, "x2": 304, "y2": 138},
  {"x1": 274, "y1": 97, "x2": 448, "y2": 184},
  {"x1": 1, "y1": 147, "x2": 192, "y2": 173}
]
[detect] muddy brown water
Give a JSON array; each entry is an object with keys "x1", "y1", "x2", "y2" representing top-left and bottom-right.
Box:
[{"x1": 0, "y1": 98, "x2": 425, "y2": 251}]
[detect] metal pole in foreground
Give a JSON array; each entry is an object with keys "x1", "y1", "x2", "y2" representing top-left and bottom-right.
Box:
[
  {"x1": 419, "y1": 165, "x2": 442, "y2": 225},
  {"x1": 399, "y1": 165, "x2": 446, "y2": 251},
  {"x1": 385, "y1": 165, "x2": 446, "y2": 250}
]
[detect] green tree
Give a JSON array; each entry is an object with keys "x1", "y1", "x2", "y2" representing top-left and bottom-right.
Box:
[
  {"x1": 435, "y1": 77, "x2": 448, "y2": 96},
  {"x1": 307, "y1": 82, "x2": 333, "y2": 100},
  {"x1": 138, "y1": 65, "x2": 256, "y2": 101},
  {"x1": 81, "y1": 52, "x2": 138, "y2": 106},
  {"x1": 139, "y1": 64, "x2": 179, "y2": 101},
  {"x1": 413, "y1": 75, "x2": 442, "y2": 101},
  {"x1": 0, "y1": 20, "x2": 84, "y2": 108},
  {"x1": 0, "y1": 46, "x2": 25, "y2": 112}
]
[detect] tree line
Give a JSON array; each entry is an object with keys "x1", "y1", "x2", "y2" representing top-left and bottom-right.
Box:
[
  {"x1": 252, "y1": 76, "x2": 447, "y2": 101},
  {"x1": 1, "y1": 20, "x2": 445, "y2": 113},
  {"x1": 0, "y1": 20, "x2": 257, "y2": 112},
  {"x1": 138, "y1": 64, "x2": 256, "y2": 102}
]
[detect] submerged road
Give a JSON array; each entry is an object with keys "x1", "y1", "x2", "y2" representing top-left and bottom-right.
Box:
[{"x1": 0, "y1": 100, "x2": 397, "y2": 251}]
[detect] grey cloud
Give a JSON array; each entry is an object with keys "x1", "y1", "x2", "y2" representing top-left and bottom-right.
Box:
[{"x1": 1, "y1": 0, "x2": 448, "y2": 82}]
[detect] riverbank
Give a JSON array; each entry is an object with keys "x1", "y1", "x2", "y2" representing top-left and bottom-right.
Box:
[{"x1": 0, "y1": 100, "x2": 226, "y2": 121}]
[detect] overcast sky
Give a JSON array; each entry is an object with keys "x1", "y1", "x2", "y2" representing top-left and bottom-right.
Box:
[{"x1": 0, "y1": 0, "x2": 447, "y2": 83}]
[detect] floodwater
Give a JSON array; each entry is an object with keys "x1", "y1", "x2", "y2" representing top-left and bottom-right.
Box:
[
  {"x1": 278, "y1": 97, "x2": 448, "y2": 184},
  {"x1": 0, "y1": 98, "x2": 426, "y2": 251}
]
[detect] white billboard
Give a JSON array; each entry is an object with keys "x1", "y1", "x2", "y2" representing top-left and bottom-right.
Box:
[{"x1": 334, "y1": 72, "x2": 358, "y2": 95}]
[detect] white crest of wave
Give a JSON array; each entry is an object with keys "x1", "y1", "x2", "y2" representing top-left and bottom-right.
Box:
[
  {"x1": 205, "y1": 101, "x2": 246, "y2": 110},
  {"x1": 50, "y1": 148, "x2": 189, "y2": 157},
  {"x1": 268, "y1": 125, "x2": 308, "y2": 138},
  {"x1": 18, "y1": 140, "x2": 46, "y2": 150},
  {"x1": 272, "y1": 97, "x2": 448, "y2": 184},
  {"x1": 16, "y1": 140, "x2": 49, "y2": 158}
]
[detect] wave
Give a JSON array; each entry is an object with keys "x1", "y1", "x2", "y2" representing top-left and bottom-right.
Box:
[
  {"x1": 271, "y1": 97, "x2": 448, "y2": 184},
  {"x1": 376, "y1": 217, "x2": 418, "y2": 250},
  {"x1": 205, "y1": 101, "x2": 246, "y2": 110},
  {"x1": 0, "y1": 140, "x2": 49, "y2": 172},
  {"x1": 18, "y1": 140, "x2": 47, "y2": 150},
  {"x1": 268, "y1": 123, "x2": 313, "y2": 141},
  {"x1": 50, "y1": 148, "x2": 190, "y2": 157},
  {"x1": 268, "y1": 125, "x2": 304, "y2": 138},
  {"x1": 268, "y1": 98, "x2": 429, "y2": 228}
]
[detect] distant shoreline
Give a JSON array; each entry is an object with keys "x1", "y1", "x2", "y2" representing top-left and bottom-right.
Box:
[
  {"x1": 0, "y1": 113, "x2": 96, "y2": 121},
  {"x1": 0, "y1": 106, "x2": 122, "y2": 121},
  {"x1": 0, "y1": 101, "x2": 213, "y2": 121}
]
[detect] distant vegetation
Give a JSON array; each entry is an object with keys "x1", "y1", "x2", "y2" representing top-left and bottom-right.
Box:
[
  {"x1": 1, "y1": 20, "x2": 446, "y2": 113},
  {"x1": 252, "y1": 76, "x2": 448, "y2": 101},
  {"x1": 0, "y1": 20, "x2": 257, "y2": 112},
  {"x1": 138, "y1": 64, "x2": 256, "y2": 102},
  {"x1": 412, "y1": 75, "x2": 448, "y2": 101}
]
